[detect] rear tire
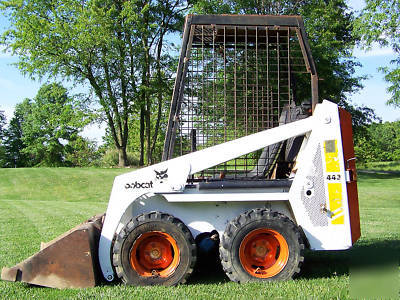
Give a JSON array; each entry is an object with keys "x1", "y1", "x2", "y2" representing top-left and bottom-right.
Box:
[
  {"x1": 220, "y1": 208, "x2": 304, "y2": 282},
  {"x1": 112, "y1": 211, "x2": 196, "y2": 286}
]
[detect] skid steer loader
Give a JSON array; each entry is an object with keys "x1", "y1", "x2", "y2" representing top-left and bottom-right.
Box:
[{"x1": 1, "y1": 14, "x2": 360, "y2": 288}]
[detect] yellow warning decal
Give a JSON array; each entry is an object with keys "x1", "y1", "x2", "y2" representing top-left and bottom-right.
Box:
[
  {"x1": 324, "y1": 140, "x2": 340, "y2": 173},
  {"x1": 332, "y1": 215, "x2": 344, "y2": 225},
  {"x1": 328, "y1": 182, "x2": 344, "y2": 225}
]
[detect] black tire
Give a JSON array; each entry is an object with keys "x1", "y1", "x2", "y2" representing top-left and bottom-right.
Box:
[
  {"x1": 112, "y1": 211, "x2": 197, "y2": 286},
  {"x1": 219, "y1": 208, "x2": 304, "y2": 283}
]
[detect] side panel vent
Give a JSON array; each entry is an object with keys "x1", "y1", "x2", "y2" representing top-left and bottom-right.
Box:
[{"x1": 301, "y1": 143, "x2": 328, "y2": 226}]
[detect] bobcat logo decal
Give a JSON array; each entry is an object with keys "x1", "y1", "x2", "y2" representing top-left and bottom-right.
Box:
[{"x1": 154, "y1": 169, "x2": 168, "y2": 183}]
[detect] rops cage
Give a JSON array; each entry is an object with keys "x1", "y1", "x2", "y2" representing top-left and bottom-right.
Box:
[{"x1": 163, "y1": 15, "x2": 318, "y2": 180}]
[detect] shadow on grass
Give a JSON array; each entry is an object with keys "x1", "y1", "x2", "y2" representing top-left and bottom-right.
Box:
[
  {"x1": 187, "y1": 253, "x2": 229, "y2": 284},
  {"x1": 186, "y1": 239, "x2": 400, "y2": 283},
  {"x1": 300, "y1": 239, "x2": 400, "y2": 279},
  {"x1": 358, "y1": 170, "x2": 400, "y2": 179},
  {"x1": 358, "y1": 161, "x2": 400, "y2": 171}
]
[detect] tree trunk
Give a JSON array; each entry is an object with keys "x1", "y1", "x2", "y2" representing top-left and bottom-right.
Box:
[
  {"x1": 145, "y1": 108, "x2": 151, "y2": 165},
  {"x1": 139, "y1": 105, "x2": 145, "y2": 166},
  {"x1": 143, "y1": 39, "x2": 151, "y2": 165},
  {"x1": 150, "y1": 91, "x2": 162, "y2": 163},
  {"x1": 118, "y1": 146, "x2": 128, "y2": 167},
  {"x1": 150, "y1": 31, "x2": 165, "y2": 163}
]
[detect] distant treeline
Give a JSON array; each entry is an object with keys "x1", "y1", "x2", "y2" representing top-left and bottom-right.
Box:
[{"x1": 1, "y1": 91, "x2": 398, "y2": 167}]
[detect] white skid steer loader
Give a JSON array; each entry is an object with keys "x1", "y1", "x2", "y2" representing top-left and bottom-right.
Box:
[{"x1": 1, "y1": 15, "x2": 360, "y2": 288}]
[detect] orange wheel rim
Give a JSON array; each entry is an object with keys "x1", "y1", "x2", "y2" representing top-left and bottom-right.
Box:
[
  {"x1": 130, "y1": 231, "x2": 180, "y2": 277},
  {"x1": 239, "y1": 228, "x2": 289, "y2": 278}
]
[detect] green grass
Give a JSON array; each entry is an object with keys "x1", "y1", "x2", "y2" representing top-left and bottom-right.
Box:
[{"x1": 0, "y1": 167, "x2": 399, "y2": 299}]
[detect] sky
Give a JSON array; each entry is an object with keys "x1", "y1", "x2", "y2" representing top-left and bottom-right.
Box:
[{"x1": 0, "y1": 0, "x2": 398, "y2": 144}]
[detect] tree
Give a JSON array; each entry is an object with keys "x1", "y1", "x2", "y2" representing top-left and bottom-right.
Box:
[
  {"x1": 64, "y1": 136, "x2": 101, "y2": 167},
  {"x1": 126, "y1": 1, "x2": 186, "y2": 164},
  {"x1": 1, "y1": 0, "x2": 187, "y2": 166},
  {"x1": 368, "y1": 121, "x2": 400, "y2": 161},
  {"x1": 192, "y1": 0, "x2": 363, "y2": 103},
  {"x1": 355, "y1": 121, "x2": 400, "y2": 163},
  {"x1": 0, "y1": 109, "x2": 6, "y2": 166},
  {"x1": 1, "y1": 103, "x2": 29, "y2": 167},
  {"x1": 355, "y1": 0, "x2": 400, "y2": 107},
  {"x1": 0, "y1": 109, "x2": 5, "y2": 138},
  {"x1": 10, "y1": 83, "x2": 91, "y2": 167}
]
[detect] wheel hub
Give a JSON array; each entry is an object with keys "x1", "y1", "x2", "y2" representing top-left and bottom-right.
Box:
[
  {"x1": 239, "y1": 228, "x2": 289, "y2": 278},
  {"x1": 150, "y1": 248, "x2": 161, "y2": 260},
  {"x1": 129, "y1": 231, "x2": 180, "y2": 277},
  {"x1": 253, "y1": 240, "x2": 270, "y2": 258}
]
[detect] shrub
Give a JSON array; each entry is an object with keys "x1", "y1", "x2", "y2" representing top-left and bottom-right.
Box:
[{"x1": 101, "y1": 149, "x2": 140, "y2": 167}]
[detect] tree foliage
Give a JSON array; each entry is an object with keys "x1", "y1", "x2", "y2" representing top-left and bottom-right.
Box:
[
  {"x1": 64, "y1": 136, "x2": 101, "y2": 167},
  {"x1": 0, "y1": 109, "x2": 5, "y2": 138},
  {"x1": 1, "y1": 0, "x2": 380, "y2": 167},
  {"x1": 1, "y1": 102, "x2": 29, "y2": 167},
  {"x1": 355, "y1": 0, "x2": 400, "y2": 107},
  {"x1": 1, "y1": 0, "x2": 187, "y2": 166},
  {"x1": 0, "y1": 109, "x2": 6, "y2": 166},
  {"x1": 355, "y1": 121, "x2": 400, "y2": 163},
  {"x1": 3, "y1": 83, "x2": 92, "y2": 167}
]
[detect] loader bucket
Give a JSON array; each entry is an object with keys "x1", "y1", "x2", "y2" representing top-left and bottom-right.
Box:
[{"x1": 1, "y1": 214, "x2": 104, "y2": 289}]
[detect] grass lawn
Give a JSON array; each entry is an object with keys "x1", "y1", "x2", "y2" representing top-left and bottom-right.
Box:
[{"x1": 0, "y1": 167, "x2": 399, "y2": 299}]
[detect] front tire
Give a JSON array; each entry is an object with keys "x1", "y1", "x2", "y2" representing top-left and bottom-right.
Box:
[
  {"x1": 112, "y1": 211, "x2": 197, "y2": 286},
  {"x1": 220, "y1": 208, "x2": 304, "y2": 282}
]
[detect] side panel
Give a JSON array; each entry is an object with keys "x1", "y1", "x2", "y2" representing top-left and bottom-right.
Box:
[
  {"x1": 339, "y1": 108, "x2": 361, "y2": 244},
  {"x1": 288, "y1": 101, "x2": 353, "y2": 250}
]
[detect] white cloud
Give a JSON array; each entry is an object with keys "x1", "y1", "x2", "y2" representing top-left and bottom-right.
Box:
[
  {"x1": 348, "y1": 0, "x2": 365, "y2": 12},
  {"x1": 81, "y1": 122, "x2": 106, "y2": 145},
  {"x1": 353, "y1": 44, "x2": 396, "y2": 58},
  {"x1": 0, "y1": 104, "x2": 15, "y2": 123}
]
